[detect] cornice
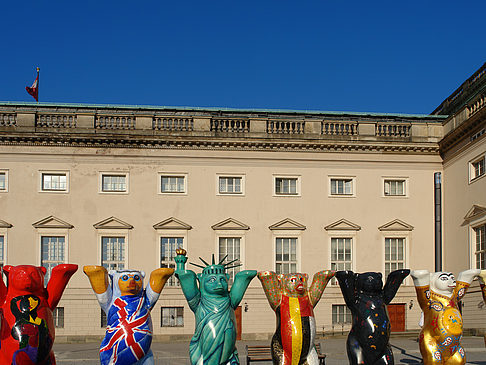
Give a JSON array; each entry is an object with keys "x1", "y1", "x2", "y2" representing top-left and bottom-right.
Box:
[{"x1": 0, "y1": 134, "x2": 440, "y2": 154}]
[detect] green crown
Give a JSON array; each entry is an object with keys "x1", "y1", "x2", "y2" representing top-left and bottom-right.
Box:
[{"x1": 190, "y1": 254, "x2": 241, "y2": 274}]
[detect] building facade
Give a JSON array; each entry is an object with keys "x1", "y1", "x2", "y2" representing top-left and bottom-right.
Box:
[{"x1": 0, "y1": 63, "x2": 484, "y2": 341}]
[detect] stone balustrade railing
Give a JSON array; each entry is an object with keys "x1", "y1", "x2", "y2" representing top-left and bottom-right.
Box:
[
  {"x1": 211, "y1": 118, "x2": 250, "y2": 133},
  {"x1": 37, "y1": 114, "x2": 77, "y2": 128},
  {"x1": 0, "y1": 113, "x2": 16, "y2": 127},
  {"x1": 0, "y1": 106, "x2": 445, "y2": 142},
  {"x1": 322, "y1": 121, "x2": 358, "y2": 135},
  {"x1": 153, "y1": 117, "x2": 193, "y2": 131},
  {"x1": 468, "y1": 94, "x2": 485, "y2": 117}
]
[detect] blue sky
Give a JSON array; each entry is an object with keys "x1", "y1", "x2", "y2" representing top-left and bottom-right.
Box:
[{"x1": 1, "y1": 1, "x2": 485, "y2": 114}]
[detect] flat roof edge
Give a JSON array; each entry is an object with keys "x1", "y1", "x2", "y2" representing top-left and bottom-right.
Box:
[{"x1": 0, "y1": 101, "x2": 448, "y2": 119}]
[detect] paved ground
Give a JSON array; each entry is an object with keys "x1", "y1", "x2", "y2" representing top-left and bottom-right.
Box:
[{"x1": 53, "y1": 336, "x2": 486, "y2": 364}]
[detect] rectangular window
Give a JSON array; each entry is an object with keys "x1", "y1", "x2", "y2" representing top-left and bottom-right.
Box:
[
  {"x1": 42, "y1": 173, "x2": 67, "y2": 191},
  {"x1": 0, "y1": 172, "x2": 6, "y2": 191},
  {"x1": 0, "y1": 235, "x2": 4, "y2": 268},
  {"x1": 471, "y1": 157, "x2": 485, "y2": 181},
  {"x1": 384, "y1": 179, "x2": 405, "y2": 196},
  {"x1": 53, "y1": 307, "x2": 64, "y2": 328},
  {"x1": 102, "y1": 237, "x2": 125, "y2": 270},
  {"x1": 275, "y1": 177, "x2": 298, "y2": 195},
  {"x1": 332, "y1": 304, "x2": 352, "y2": 324},
  {"x1": 161, "y1": 307, "x2": 184, "y2": 327},
  {"x1": 41, "y1": 236, "x2": 65, "y2": 283},
  {"x1": 475, "y1": 225, "x2": 486, "y2": 269},
  {"x1": 219, "y1": 177, "x2": 242, "y2": 194},
  {"x1": 161, "y1": 237, "x2": 182, "y2": 286},
  {"x1": 102, "y1": 174, "x2": 127, "y2": 192},
  {"x1": 219, "y1": 237, "x2": 241, "y2": 284},
  {"x1": 101, "y1": 309, "x2": 107, "y2": 328},
  {"x1": 331, "y1": 238, "x2": 352, "y2": 284},
  {"x1": 330, "y1": 178, "x2": 353, "y2": 195},
  {"x1": 275, "y1": 238, "x2": 297, "y2": 274},
  {"x1": 161, "y1": 176, "x2": 185, "y2": 193},
  {"x1": 385, "y1": 238, "x2": 405, "y2": 277}
]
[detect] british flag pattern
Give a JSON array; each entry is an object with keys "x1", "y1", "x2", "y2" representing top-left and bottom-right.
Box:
[{"x1": 100, "y1": 293, "x2": 153, "y2": 365}]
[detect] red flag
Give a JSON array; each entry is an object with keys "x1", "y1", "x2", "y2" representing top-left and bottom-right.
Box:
[{"x1": 26, "y1": 68, "x2": 39, "y2": 101}]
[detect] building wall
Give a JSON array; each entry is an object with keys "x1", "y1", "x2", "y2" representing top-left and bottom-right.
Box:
[{"x1": 0, "y1": 142, "x2": 441, "y2": 337}]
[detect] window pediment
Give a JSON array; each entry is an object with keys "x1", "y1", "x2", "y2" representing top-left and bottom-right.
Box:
[
  {"x1": 464, "y1": 205, "x2": 486, "y2": 222},
  {"x1": 269, "y1": 218, "x2": 306, "y2": 231},
  {"x1": 32, "y1": 216, "x2": 73, "y2": 229},
  {"x1": 212, "y1": 218, "x2": 249, "y2": 230},
  {"x1": 0, "y1": 219, "x2": 12, "y2": 228},
  {"x1": 325, "y1": 218, "x2": 361, "y2": 231},
  {"x1": 93, "y1": 216, "x2": 133, "y2": 230},
  {"x1": 378, "y1": 219, "x2": 414, "y2": 231},
  {"x1": 153, "y1": 217, "x2": 192, "y2": 230}
]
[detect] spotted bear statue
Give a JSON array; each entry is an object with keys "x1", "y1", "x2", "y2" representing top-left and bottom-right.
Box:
[
  {"x1": 411, "y1": 269, "x2": 480, "y2": 365},
  {"x1": 335, "y1": 270, "x2": 410, "y2": 365},
  {"x1": 258, "y1": 270, "x2": 334, "y2": 365},
  {"x1": 83, "y1": 266, "x2": 174, "y2": 365},
  {"x1": 0, "y1": 264, "x2": 78, "y2": 365}
]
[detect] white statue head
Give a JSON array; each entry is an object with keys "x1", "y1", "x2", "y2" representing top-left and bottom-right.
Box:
[{"x1": 430, "y1": 272, "x2": 456, "y2": 297}]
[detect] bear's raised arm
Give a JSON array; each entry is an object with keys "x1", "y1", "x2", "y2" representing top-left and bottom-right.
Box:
[
  {"x1": 257, "y1": 271, "x2": 281, "y2": 311},
  {"x1": 174, "y1": 250, "x2": 200, "y2": 312},
  {"x1": 308, "y1": 270, "x2": 335, "y2": 307},
  {"x1": 383, "y1": 269, "x2": 410, "y2": 305},
  {"x1": 335, "y1": 271, "x2": 356, "y2": 310},
  {"x1": 230, "y1": 270, "x2": 257, "y2": 309},
  {"x1": 47, "y1": 264, "x2": 78, "y2": 310}
]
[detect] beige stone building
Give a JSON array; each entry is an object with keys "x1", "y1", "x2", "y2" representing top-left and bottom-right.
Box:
[{"x1": 0, "y1": 63, "x2": 484, "y2": 341}]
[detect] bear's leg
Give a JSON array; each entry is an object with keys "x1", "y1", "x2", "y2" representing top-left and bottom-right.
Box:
[
  {"x1": 371, "y1": 345, "x2": 394, "y2": 365},
  {"x1": 137, "y1": 350, "x2": 154, "y2": 365},
  {"x1": 301, "y1": 346, "x2": 319, "y2": 365},
  {"x1": 271, "y1": 335, "x2": 291, "y2": 365},
  {"x1": 346, "y1": 333, "x2": 365, "y2": 365},
  {"x1": 444, "y1": 347, "x2": 465, "y2": 365},
  {"x1": 419, "y1": 331, "x2": 441, "y2": 365}
]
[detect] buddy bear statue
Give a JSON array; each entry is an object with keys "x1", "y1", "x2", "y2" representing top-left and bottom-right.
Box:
[
  {"x1": 411, "y1": 268, "x2": 480, "y2": 364},
  {"x1": 0, "y1": 264, "x2": 78, "y2": 365},
  {"x1": 257, "y1": 269, "x2": 334, "y2": 365},
  {"x1": 174, "y1": 248, "x2": 256, "y2": 365},
  {"x1": 83, "y1": 265, "x2": 174, "y2": 365},
  {"x1": 335, "y1": 269, "x2": 410, "y2": 365}
]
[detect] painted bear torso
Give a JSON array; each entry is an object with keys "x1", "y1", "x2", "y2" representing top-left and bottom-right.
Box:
[
  {"x1": 273, "y1": 294, "x2": 315, "y2": 365},
  {"x1": 351, "y1": 293, "x2": 390, "y2": 358}
]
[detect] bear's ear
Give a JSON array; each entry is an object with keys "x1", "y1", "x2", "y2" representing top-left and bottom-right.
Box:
[
  {"x1": 140, "y1": 271, "x2": 146, "y2": 279},
  {"x1": 3, "y1": 265, "x2": 12, "y2": 274},
  {"x1": 277, "y1": 274, "x2": 284, "y2": 283},
  {"x1": 39, "y1": 266, "x2": 47, "y2": 275},
  {"x1": 303, "y1": 273, "x2": 308, "y2": 281}
]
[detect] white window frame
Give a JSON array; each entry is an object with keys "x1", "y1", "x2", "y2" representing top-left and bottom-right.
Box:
[
  {"x1": 384, "y1": 237, "x2": 406, "y2": 277},
  {"x1": 0, "y1": 169, "x2": 9, "y2": 192},
  {"x1": 380, "y1": 231, "x2": 410, "y2": 284},
  {"x1": 0, "y1": 228, "x2": 8, "y2": 267},
  {"x1": 159, "y1": 232, "x2": 186, "y2": 287},
  {"x1": 99, "y1": 172, "x2": 129, "y2": 194},
  {"x1": 158, "y1": 173, "x2": 188, "y2": 195},
  {"x1": 272, "y1": 231, "x2": 301, "y2": 273},
  {"x1": 329, "y1": 234, "x2": 355, "y2": 285},
  {"x1": 53, "y1": 307, "x2": 64, "y2": 328},
  {"x1": 332, "y1": 304, "x2": 352, "y2": 325},
  {"x1": 473, "y1": 224, "x2": 486, "y2": 270},
  {"x1": 98, "y1": 230, "x2": 129, "y2": 270},
  {"x1": 469, "y1": 212, "x2": 486, "y2": 269},
  {"x1": 39, "y1": 171, "x2": 69, "y2": 193},
  {"x1": 469, "y1": 153, "x2": 486, "y2": 183},
  {"x1": 215, "y1": 232, "x2": 246, "y2": 285},
  {"x1": 216, "y1": 174, "x2": 245, "y2": 196},
  {"x1": 382, "y1": 177, "x2": 409, "y2": 197},
  {"x1": 328, "y1": 176, "x2": 356, "y2": 198},
  {"x1": 273, "y1": 175, "x2": 301, "y2": 197},
  {"x1": 160, "y1": 306, "x2": 184, "y2": 327},
  {"x1": 36, "y1": 228, "x2": 69, "y2": 282}
]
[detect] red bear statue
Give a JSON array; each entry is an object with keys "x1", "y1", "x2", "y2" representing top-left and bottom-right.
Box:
[{"x1": 0, "y1": 264, "x2": 78, "y2": 364}]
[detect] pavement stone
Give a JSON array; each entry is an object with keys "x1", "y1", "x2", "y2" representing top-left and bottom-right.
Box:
[{"x1": 52, "y1": 335, "x2": 486, "y2": 364}]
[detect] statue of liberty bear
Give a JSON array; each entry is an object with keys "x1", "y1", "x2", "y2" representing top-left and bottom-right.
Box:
[
  {"x1": 83, "y1": 265, "x2": 174, "y2": 365},
  {"x1": 174, "y1": 248, "x2": 257, "y2": 365}
]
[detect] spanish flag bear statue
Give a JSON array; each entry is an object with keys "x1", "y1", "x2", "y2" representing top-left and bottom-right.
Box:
[
  {"x1": 84, "y1": 265, "x2": 174, "y2": 365},
  {"x1": 0, "y1": 264, "x2": 78, "y2": 365},
  {"x1": 257, "y1": 269, "x2": 335, "y2": 365}
]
